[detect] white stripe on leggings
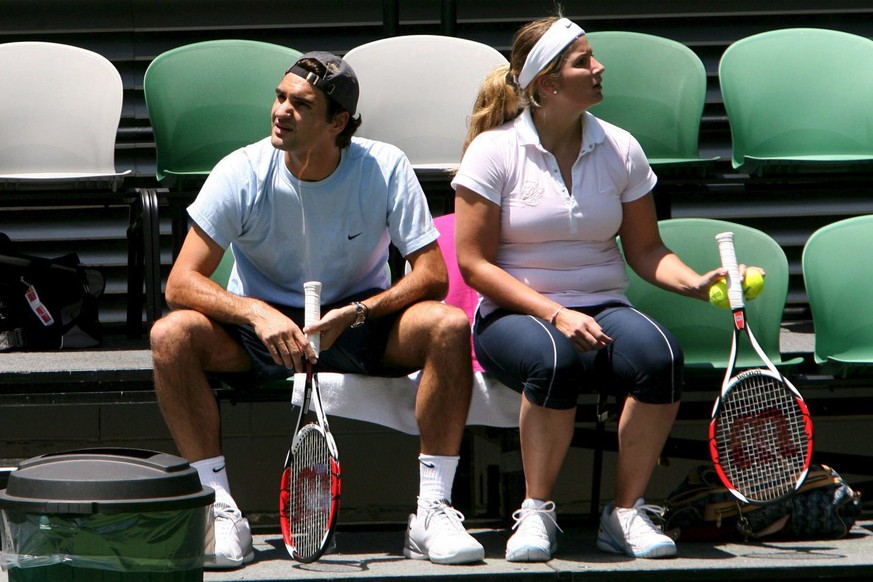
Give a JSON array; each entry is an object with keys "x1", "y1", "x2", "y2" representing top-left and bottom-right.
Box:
[
  {"x1": 526, "y1": 315, "x2": 560, "y2": 408},
  {"x1": 628, "y1": 307, "x2": 679, "y2": 402}
]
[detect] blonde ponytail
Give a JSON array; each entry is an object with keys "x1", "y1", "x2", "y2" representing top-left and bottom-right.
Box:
[{"x1": 462, "y1": 64, "x2": 524, "y2": 154}]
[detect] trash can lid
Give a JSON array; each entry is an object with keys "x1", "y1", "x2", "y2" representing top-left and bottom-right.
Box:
[{"x1": 0, "y1": 448, "x2": 214, "y2": 514}]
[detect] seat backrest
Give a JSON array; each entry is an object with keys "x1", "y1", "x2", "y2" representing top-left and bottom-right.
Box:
[
  {"x1": 343, "y1": 35, "x2": 508, "y2": 170},
  {"x1": 624, "y1": 218, "x2": 792, "y2": 368},
  {"x1": 144, "y1": 40, "x2": 301, "y2": 186},
  {"x1": 802, "y1": 215, "x2": 873, "y2": 365},
  {"x1": 586, "y1": 31, "x2": 708, "y2": 164},
  {"x1": 719, "y1": 28, "x2": 873, "y2": 172},
  {"x1": 210, "y1": 246, "x2": 237, "y2": 288},
  {"x1": 0, "y1": 41, "x2": 124, "y2": 179}
]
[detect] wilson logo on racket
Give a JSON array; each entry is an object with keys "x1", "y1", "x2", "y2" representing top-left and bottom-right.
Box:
[
  {"x1": 727, "y1": 407, "x2": 802, "y2": 469},
  {"x1": 293, "y1": 465, "x2": 331, "y2": 518}
]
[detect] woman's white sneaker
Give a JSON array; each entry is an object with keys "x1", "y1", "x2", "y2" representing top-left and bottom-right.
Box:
[
  {"x1": 596, "y1": 498, "x2": 677, "y2": 558},
  {"x1": 505, "y1": 499, "x2": 561, "y2": 562}
]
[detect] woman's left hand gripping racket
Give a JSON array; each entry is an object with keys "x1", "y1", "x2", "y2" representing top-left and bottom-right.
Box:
[
  {"x1": 709, "y1": 232, "x2": 814, "y2": 505},
  {"x1": 279, "y1": 281, "x2": 341, "y2": 562}
]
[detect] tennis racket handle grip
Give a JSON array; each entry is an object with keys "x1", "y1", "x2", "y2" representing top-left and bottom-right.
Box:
[
  {"x1": 304, "y1": 281, "x2": 322, "y2": 357},
  {"x1": 715, "y1": 232, "x2": 744, "y2": 309}
]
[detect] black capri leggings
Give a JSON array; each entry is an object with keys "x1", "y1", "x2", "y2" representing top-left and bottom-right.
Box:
[{"x1": 473, "y1": 304, "x2": 683, "y2": 409}]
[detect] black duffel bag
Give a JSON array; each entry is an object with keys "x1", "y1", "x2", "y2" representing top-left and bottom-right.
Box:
[{"x1": 0, "y1": 233, "x2": 105, "y2": 351}]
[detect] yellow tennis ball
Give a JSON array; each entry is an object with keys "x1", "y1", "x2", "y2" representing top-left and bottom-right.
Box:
[
  {"x1": 743, "y1": 268, "x2": 765, "y2": 301},
  {"x1": 709, "y1": 280, "x2": 730, "y2": 309}
]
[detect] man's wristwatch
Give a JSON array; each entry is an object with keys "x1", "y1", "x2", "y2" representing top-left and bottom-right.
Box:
[{"x1": 350, "y1": 301, "x2": 368, "y2": 328}]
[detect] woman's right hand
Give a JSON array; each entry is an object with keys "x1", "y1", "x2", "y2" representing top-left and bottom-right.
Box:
[{"x1": 553, "y1": 308, "x2": 613, "y2": 352}]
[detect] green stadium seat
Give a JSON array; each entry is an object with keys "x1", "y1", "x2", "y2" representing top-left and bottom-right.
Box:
[
  {"x1": 587, "y1": 31, "x2": 716, "y2": 171},
  {"x1": 803, "y1": 215, "x2": 873, "y2": 371},
  {"x1": 719, "y1": 28, "x2": 873, "y2": 175}
]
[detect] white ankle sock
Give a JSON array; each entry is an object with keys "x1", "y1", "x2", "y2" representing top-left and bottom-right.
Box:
[
  {"x1": 192, "y1": 455, "x2": 238, "y2": 512},
  {"x1": 418, "y1": 454, "x2": 459, "y2": 507}
]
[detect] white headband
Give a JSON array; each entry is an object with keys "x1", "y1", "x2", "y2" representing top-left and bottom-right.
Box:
[{"x1": 518, "y1": 18, "x2": 585, "y2": 90}]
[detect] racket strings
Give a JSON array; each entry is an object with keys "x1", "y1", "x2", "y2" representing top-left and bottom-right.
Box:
[
  {"x1": 289, "y1": 425, "x2": 333, "y2": 559},
  {"x1": 714, "y1": 374, "x2": 811, "y2": 502}
]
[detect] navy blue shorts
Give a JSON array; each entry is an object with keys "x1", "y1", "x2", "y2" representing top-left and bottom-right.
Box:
[
  {"x1": 473, "y1": 304, "x2": 683, "y2": 409},
  {"x1": 215, "y1": 288, "x2": 410, "y2": 389}
]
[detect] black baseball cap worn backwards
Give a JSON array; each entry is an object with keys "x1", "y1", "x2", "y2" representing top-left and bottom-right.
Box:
[{"x1": 286, "y1": 51, "x2": 359, "y2": 116}]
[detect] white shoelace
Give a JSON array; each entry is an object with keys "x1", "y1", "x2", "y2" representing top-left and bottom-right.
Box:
[
  {"x1": 213, "y1": 509, "x2": 239, "y2": 538},
  {"x1": 620, "y1": 503, "x2": 667, "y2": 537},
  {"x1": 421, "y1": 499, "x2": 468, "y2": 534},
  {"x1": 636, "y1": 502, "x2": 666, "y2": 520},
  {"x1": 214, "y1": 504, "x2": 241, "y2": 521},
  {"x1": 511, "y1": 501, "x2": 563, "y2": 534}
]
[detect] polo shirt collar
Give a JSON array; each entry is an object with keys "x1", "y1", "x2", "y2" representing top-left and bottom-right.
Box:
[{"x1": 516, "y1": 109, "x2": 607, "y2": 155}]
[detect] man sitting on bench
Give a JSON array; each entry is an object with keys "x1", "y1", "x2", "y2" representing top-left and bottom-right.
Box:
[{"x1": 150, "y1": 51, "x2": 484, "y2": 569}]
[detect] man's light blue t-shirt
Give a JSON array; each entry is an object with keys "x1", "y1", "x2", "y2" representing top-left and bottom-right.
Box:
[{"x1": 188, "y1": 137, "x2": 438, "y2": 308}]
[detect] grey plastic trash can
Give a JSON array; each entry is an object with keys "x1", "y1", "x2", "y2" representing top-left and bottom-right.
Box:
[{"x1": 0, "y1": 448, "x2": 214, "y2": 581}]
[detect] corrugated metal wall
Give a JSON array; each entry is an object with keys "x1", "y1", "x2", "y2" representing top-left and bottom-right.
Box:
[{"x1": 2, "y1": 0, "x2": 872, "y2": 326}]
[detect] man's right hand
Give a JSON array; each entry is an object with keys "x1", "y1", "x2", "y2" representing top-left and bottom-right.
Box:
[{"x1": 250, "y1": 302, "x2": 316, "y2": 370}]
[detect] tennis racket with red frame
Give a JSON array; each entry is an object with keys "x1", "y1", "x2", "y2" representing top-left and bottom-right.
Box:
[
  {"x1": 279, "y1": 281, "x2": 341, "y2": 562},
  {"x1": 709, "y1": 232, "x2": 814, "y2": 504}
]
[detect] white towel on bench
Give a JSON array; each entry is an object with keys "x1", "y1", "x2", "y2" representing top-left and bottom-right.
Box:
[{"x1": 292, "y1": 371, "x2": 520, "y2": 435}]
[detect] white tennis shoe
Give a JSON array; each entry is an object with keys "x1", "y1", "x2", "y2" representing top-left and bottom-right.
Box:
[
  {"x1": 403, "y1": 499, "x2": 485, "y2": 564},
  {"x1": 505, "y1": 499, "x2": 561, "y2": 562},
  {"x1": 596, "y1": 498, "x2": 677, "y2": 558},
  {"x1": 204, "y1": 505, "x2": 255, "y2": 569}
]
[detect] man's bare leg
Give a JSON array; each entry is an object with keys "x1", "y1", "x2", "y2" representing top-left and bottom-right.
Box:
[
  {"x1": 150, "y1": 309, "x2": 252, "y2": 461},
  {"x1": 150, "y1": 309, "x2": 257, "y2": 569},
  {"x1": 382, "y1": 301, "x2": 474, "y2": 455},
  {"x1": 383, "y1": 301, "x2": 484, "y2": 564}
]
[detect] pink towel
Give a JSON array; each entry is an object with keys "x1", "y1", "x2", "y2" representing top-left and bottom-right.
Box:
[{"x1": 434, "y1": 214, "x2": 483, "y2": 372}]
